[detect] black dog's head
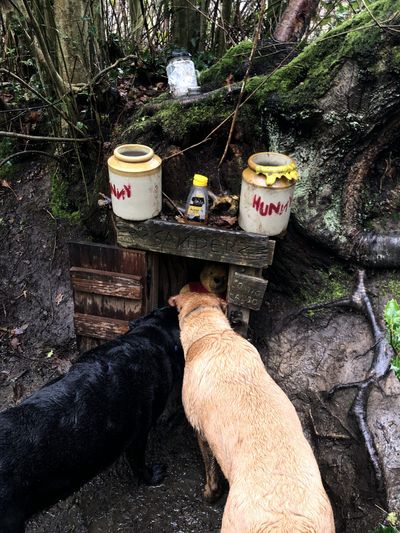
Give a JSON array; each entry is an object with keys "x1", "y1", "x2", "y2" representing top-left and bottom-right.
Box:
[
  {"x1": 128, "y1": 306, "x2": 179, "y2": 331},
  {"x1": 128, "y1": 306, "x2": 182, "y2": 354}
]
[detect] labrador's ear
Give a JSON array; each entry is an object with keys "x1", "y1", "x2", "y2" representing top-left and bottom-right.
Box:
[
  {"x1": 168, "y1": 295, "x2": 178, "y2": 307},
  {"x1": 219, "y1": 298, "x2": 227, "y2": 313}
]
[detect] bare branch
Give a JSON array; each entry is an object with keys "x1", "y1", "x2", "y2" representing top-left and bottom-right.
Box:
[
  {"x1": 0, "y1": 150, "x2": 61, "y2": 168},
  {"x1": 0, "y1": 131, "x2": 94, "y2": 143}
]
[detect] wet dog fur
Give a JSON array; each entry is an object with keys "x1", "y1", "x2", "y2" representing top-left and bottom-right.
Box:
[
  {"x1": 169, "y1": 292, "x2": 335, "y2": 533},
  {"x1": 0, "y1": 306, "x2": 183, "y2": 533}
]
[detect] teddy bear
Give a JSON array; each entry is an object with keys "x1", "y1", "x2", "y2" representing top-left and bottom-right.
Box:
[{"x1": 180, "y1": 263, "x2": 227, "y2": 296}]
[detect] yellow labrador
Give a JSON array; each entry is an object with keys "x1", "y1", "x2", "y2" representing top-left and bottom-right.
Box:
[{"x1": 169, "y1": 292, "x2": 335, "y2": 533}]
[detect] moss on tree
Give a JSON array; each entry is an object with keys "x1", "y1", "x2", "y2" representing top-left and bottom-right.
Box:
[
  {"x1": 246, "y1": 0, "x2": 400, "y2": 112},
  {"x1": 122, "y1": 93, "x2": 233, "y2": 146},
  {"x1": 199, "y1": 40, "x2": 252, "y2": 89}
]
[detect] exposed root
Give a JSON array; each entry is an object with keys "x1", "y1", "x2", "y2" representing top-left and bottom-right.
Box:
[{"x1": 300, "y1": 270, "x2": 394, "y2": 490}]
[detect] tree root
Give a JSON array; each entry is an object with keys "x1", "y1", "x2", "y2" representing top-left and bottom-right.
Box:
[{"x1": 300, "y1": 270, "x2": 394, "y2": 491}]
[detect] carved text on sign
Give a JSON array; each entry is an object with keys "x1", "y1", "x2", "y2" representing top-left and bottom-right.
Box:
[
  {"x1": 116, "y1": 218, "x2": 275, "y2": 268},
  {"x1": 137, "y1": 226, "x2": 260, "y2": 260},
  {"x1": 252, "y1": 194, "x2": 292, "y2": 217},
  {"x1": 228, "y1": 272, "x2": 268, "y2": 310}
]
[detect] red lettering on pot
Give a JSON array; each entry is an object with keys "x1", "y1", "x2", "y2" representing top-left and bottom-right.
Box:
[
  {"x1": 252, "y1": 194, "x2": 292, "y2": 217},
  {"x1": 110, "y1": 183, "x2": 132, "y2": 200},
  {"x1": 268, "y1": 203, "x2": 280, "y2": 215}
]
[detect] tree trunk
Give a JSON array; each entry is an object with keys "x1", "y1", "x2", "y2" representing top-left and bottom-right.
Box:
[
  {"x1": 273, "y1": 0, "x2": 320, "y2": 42},
  {"x1": 53, "y1": 0, "x2": 89, "y2": 84},
  {"x1": 129, "y1": 0, "x2": 143, "y2": 45},
  {"x1": 171, "y1": 0, "x2": 202, "y2": 54},
  {"x1": 215, "y1": 0, "x2": 232, "y2": 56}
]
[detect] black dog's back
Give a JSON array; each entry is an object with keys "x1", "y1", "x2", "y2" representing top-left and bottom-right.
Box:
[{"x1": 0, "y1": 306, "x2": 183, "y2": 533}]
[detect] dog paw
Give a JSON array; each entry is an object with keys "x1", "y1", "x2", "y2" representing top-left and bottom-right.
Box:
[{"x1": 141, "y1": 463, "x2": 167, "y2": 486}]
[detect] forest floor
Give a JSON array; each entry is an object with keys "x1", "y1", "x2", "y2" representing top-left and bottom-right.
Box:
[{"x1": 0, "y1": 158, "x2": 399, "y2": 533}]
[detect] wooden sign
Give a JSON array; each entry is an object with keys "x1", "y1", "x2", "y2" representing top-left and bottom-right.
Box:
[
  {"x1": 116, "y1": 218, "x2": 275, "y2": 268},
  {"x1": 227, "y1": 271, "x2": 268, "y2": 310}
]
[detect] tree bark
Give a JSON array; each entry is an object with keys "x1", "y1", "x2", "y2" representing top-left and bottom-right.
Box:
[
  {"x1": 215, "y1": 0, "x2": 232, "y2": 56},
  {"x1": 273, "y1": 0, "x2": 320, "y2": 42},
  {"x1": 53, "y1": 0, "x2": 90, "y2": 84},
  {"x1": 171, "y1": 0, "x2": 202, "y2": 54}
]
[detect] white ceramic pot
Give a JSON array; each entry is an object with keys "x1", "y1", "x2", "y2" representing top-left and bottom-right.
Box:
[
  {"x1": 107, "y1": 144, "x2": 162, "y2": 221},
  {"x1": 238, "y1": 152, "x2": 299, "y2": 236}
]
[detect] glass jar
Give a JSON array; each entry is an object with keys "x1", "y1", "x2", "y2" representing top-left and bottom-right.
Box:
[{"x1": 166, "y1": 50, "x2": 199, "y2": 97}]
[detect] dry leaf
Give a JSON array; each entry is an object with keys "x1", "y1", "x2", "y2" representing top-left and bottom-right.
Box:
[
  {"x1": 13, "y1": 382, "x2": 24, "y2": 403},
  {"x1": 12, "y1": 324, "x2": 28, "y2": 336},
  {"x1": 55, "y1": 292, "x2": 64, "y2": 305},
  {"x1": 1, "y1": 179, "x2": 19, "y2": 200},
  {"x1": 52, "y1": 357, "x2": 72, "y2": 375},
  {"x1": 10, "y1": 337, "x2": 20, "y2": 350}
]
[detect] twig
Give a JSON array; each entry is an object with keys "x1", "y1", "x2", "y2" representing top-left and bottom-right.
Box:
[
  {"x1": 0, "y1": 150, "x2": 61, "y2": 168},
  {"x1": 43, "y1": 208, "x2": 56, "y2": 220},
  {"x1": 0, "y1": 131, "x2": 93, "y2": 143},
  {"x1": 88, "y1": 54, "x2": 136, "y2": 88},
  {"x1": 218, "y1": 0, "x2": 267, "y2": 167},
  {"x1": 162, "y1": 191, "x2": 183, "y2": 216},
  {"x1": 361, "y1": 0, "x2": 383, "y2": 29},
  {"x1": 0, "y1": 69, "x2": 84, "y2": 137}
]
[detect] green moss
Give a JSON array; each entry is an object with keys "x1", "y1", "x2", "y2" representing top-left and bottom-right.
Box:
[
  {"x1": 390, "y1": 46, "x2": 400, "y2": 73},
  {"x1": 0, "y1": 139, "x2": 17, "y2": 179},
  {"x1": 246, "y1": 0, "x2": 400, "y2": 112},
  {"x1": 124, "y1": 94, "x2": 232, "y2": 145},
  {"x1": 297, "y1": 265, "x2": 350, "y2": 307},
  {"x1": 0, "y1": 138, "x2": 15, "y2": 160},
  {"x1": 199, "y1": 40, "x2": 252, "y2": 88},
  {"x1": 387, "y1": 277, "x2": 400, "y2": 300},
  {"x1": 49, "y1": 173, "x2": 81, "y2": 222}
]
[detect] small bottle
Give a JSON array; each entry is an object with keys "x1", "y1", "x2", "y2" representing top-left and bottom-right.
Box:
[{"x1": 185, "y1": 174, "x2": 209, "y2": 224}]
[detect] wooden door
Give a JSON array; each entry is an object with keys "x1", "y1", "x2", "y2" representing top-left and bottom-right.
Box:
[{"x1": 69, "y1": 241, "x2": 158, "y2": 352}]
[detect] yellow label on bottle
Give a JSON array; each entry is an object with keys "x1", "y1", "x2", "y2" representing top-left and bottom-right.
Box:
[{"x1": 187, "y1": 194, "x2": 206, "y2": 221}]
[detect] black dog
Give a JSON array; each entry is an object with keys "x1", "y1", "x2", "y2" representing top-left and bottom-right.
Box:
[{"x1": 0, "y1": 306, "x2": 183, "y2": 533}]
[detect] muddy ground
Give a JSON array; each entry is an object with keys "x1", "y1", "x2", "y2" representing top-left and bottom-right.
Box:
[{"x1": 1, "y1": 159, "x2": 399, "y2": 532}]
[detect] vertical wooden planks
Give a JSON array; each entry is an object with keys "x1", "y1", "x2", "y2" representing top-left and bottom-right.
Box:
[{"x1": 69, "y1": 242, "x2": 156, "y2": 352}]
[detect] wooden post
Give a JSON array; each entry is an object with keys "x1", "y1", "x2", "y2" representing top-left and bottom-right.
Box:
[{"x1": 227, "y1": 265, "x2": 267, "y2": 337}]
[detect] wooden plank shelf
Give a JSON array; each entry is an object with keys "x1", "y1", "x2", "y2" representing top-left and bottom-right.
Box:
[{"x1": 115, "y1": 217, "x2": 275, "y2": 268}]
